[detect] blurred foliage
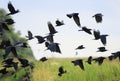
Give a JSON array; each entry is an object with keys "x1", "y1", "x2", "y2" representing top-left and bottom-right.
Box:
[{"x1": 0, "y1": 8, "x2": 34, "y2": 60}]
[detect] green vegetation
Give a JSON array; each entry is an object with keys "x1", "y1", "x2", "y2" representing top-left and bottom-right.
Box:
[
  {"x1": 32, "y1": 58, "x2": 120, "y2": 81},
  {"x1": 0, "y1": 8, "x2": 34, "y2": 60},
  {"x1": 0, "y1": 8, "x2": 35, "y2": 81}
]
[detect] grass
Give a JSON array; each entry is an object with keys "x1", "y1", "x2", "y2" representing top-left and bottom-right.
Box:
[
  {"x1": 31, "y1": 58, "x2": 120, "y2": 81},
  {"x1": 0, "y1": 58, "x2": 120, "y2": 81}
]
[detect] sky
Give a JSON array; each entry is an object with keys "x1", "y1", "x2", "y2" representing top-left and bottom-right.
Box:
[{"x1": 0, "y1": 0, "x2": 120, "y2": 60}]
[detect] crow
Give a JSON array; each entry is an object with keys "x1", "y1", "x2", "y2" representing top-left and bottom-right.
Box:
[
  {"x1": 86, "y1": 56, "x2": 92, "y2": 64},
  {"x1": 108, "y1": 55, "x2": 115, "y2": 61},
  {"x1": 76, "y1": 45, "x2": 85, "y2": 50},
  {"x1": 72, "y1": 59, "x2": 84, "y2": 70},
  {"x1": 18, "y1": 58, "x2": 29, "y2": 68},
  {"x1": 67, "y1": 13, "x2": 81, "y2": 27},
  {"x1": 97, "y1": 47, "x2": 107, "y2": 52},
  {"x1": 58, "y1": 66, "x2": 67, "y2": 76},
  {"x1": 3, "y1": 46, "x2": 18, "y2": 59},
  {"x1": 26, "y1": 30, "x2": 34, "y2": 40},
  {"x1": 5, "y1": 18, "x2": 15, "y2": 25},
  {"x1": 111, "y1": 51, "x2": 120, "y2": 61},
  {"x1": 92, "y1": 13, "x2": 103, "y2": 23},
  {"x1": 0, "y1": 68, "x2": 8, "y2": 74},
  {"x1": 100, "y1": 34, "x2": 109, "y2": 46},
  {"x1": 93, "y1": 57, "x2": 106, "y2": 65},
  {"x1": 3, "y1": 62, "x2": 18, "y2": 71},
  {"x1": 47, "y1": 43, "x2": 61, "y2": 53},
  {"x1": 2, "y1": 58, "x2": 14, "y2": 65},
  {"x1": 1, "y1": 23, "x2": 10, "y2": 31},
  {"x1": 15, "y1": 42, "x2": 29, "y2": 48},
  {"x1": 93, "y1": 29, "x2": 100, "y2": 40},
  {"x1": 55, "y1": 19, "x2": 64, "y2": 26},
  {"x1": 45, "y1": 34, "x2": 54, "y2": 43},
  {"x1": 7, "y1": 1, "x2": 19, "y2": 15},
  {"x1": 79, "y1": 26, "x2": 92, "y2": 35},
  {"x1": 40, "y1": 57, "x2": 48, "y2": 62},
  {"x1": 48, "y1": 22, "x2": 57, "y2": 34},
  {"x1": 34, "y1": 35, "x2": 45, "y2": 44}
]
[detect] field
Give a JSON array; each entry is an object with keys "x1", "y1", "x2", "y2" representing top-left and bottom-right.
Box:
[
  {"x1": 0, "y1": 58, "x2": 120, "y2": 81},
  {"x1": 31, "y1": 58, "x2": 120, "y2": 81}
]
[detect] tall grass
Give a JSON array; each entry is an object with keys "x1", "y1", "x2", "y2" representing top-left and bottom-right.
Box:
[{"x1": 31, "y1": 58, "x2": 120, "y2": 81}]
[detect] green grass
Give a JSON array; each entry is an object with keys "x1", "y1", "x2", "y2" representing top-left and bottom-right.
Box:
[
  {"x1": 31, "y1": 58, "x2": 120, "y2": 81},
  {"x1": 0, "y1": 58, "x2": 120, "y2": 81}
]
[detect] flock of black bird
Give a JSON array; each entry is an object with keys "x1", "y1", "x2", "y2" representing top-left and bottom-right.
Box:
[
  {"x1": 0, "y1": 1, "x2": 120, "y2": 78},
  {"x1": 0, "y1": 1, "x2": 33, "y2": 79}
]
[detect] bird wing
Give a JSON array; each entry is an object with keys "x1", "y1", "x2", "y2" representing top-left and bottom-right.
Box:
[
  {"x1": 48, "y1": 22, "x2": 57, "y2": 34},
  {"x1": 82, "y1": 27, "x2": 92, "y2": 34},
  {"x1": 55, "y1": 44, "x2": 61, "y2": 53},
  {"x1": 73, "y1": 14, "x2": 81, "y2": 27},
  {"x1": 35, "y1": 36, "x2": 45, "y2": 44},
  {"x1": 3, "y1": 46, "x2": 13, "y2": 59},
  {"x1": 78, "y1": 60, "x2": 84, "y2": 70},
  {"x1": 8, "y1": 1, "x2": 16, "y2": 13},
  {"x1": 93, "y1": 30, "x2": 100, "y2": 40},
  {"x1": 2, "y1": 23, "x2": 10, "y2": 31},
  {"x1": 11, "y1": 47, "x2": 18, "y2": 57},
  {"x1": 100, "y1": 35, "x2": 107, "y2": 46}
]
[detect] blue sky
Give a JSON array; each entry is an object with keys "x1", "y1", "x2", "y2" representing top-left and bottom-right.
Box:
[{"x1": 0, "y1": 0, "x2": 120, "y2": 60}]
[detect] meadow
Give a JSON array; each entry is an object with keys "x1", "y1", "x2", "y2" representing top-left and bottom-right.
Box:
[
  {"x1": 31, "y1": 58, "x2": 120, "y2": 81},
  {"x1": 0, "y1": 57, "x2": 120, "y2": 81}
]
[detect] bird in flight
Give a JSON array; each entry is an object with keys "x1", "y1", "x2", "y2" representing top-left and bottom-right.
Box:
[
  {"x1": 72, "y1": 59, "x2": 84, "y2": 70},
  {"x1": 67, "y1": 13, "x2": 81, "y2": 27},
  {"x1": 58, "y1": 66, "x2": 67, "y2": 76},
  {"x1": 7, "y1": 1, "x2": 20, "y2": 15},
  {"x1": 76, "y1": 45, "x2": 85, "y2": 50},
  {"x1": 55, "y1": 19, "x2": 64, "y2": 26},
  {"x1": 79, "y1": 26, "x2": 92, "y2": 35},
  {"x1": 92, "y1": 13, "x2": 103, "y2": 23}
]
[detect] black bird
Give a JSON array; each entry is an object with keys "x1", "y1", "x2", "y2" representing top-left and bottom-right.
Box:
[
  {"x1": 86, "y1": 56, "x2": 92, "y2": 64},
  {"x1": 18, "y1": 58, "x2": 29, "y2": 67},
  {"x1": 97, "y1": 47, "x2": 107, "y2": 52},
  {"x1": 93, "y1": 29, "x2": 100, "y2": 40},
  {"x1": 1, "y1": 23, "x2": 10, "y2": 31},
  {"x1": 47, "y1": 43, "x2": 61, "y2": 53},
  {"x1": 2, "y1": 58, "x2": 14, "y2": 65},
  {"x1": 45, "y1": 34, "x2": 54, "y2": 43},
  {"x1": 67, "y1": 13, "x2": 81, "y2": 27},
  {"x1": 0, "y1": 68, "x2": 8, "y2": 74},
  {"x1": 58, "y1": 66, "x2": 67, "y2": 76},
  {"x1": 79, "y1": 26, "x2": 92, "y2": 35},
  {"x1": 100, "y1": 34, "x2": 109, "y2": 46},
  {"x1": 72, "y1": 59, "x2": 84, "y2": 70},
  {"x1": 0, "y1": 40, "x2": 6, "y2": 49},
  {"x1": 0, "y1": 40, "x2": 11, "y2": 49},
  {"x1": 92, "y1": 13, "x2": 103, "y2": 23},
  {"x1": 7, "y1": 1, "x2": 19, "y2": 15},
  {"x1": 26, "y1": 30, "x2": 34, "y2": 40},
  {"x1": 3, "y1": 46, "x2": 18, "y2": 59},
  {"x1": 3, "y1": 62, "x2": 18, "y2": 71},
  {"x1": 93, "y1": 57, "x2": 106, "y2": 65},
  {"x1": 48, "y1": 22, "x2": 57, "y2": 34},
  {"x1": 76, "y1": 45, "x2": 85, "y2": 50},
  {"x1": 5, "y1": 18, "x2": 15, "y2": 25},
  {"x1": 56, "y1": 19, "x2": 64, "y2": 26},
  {"x1": 34, "y1": 35, "x2": 45, "y2": 44},
  {"x1": 111, "y1": 51, "x2": 120, "y2": 61},
  {"x1": 15, "y1": 42, "x2": 29, "y2": 48},
  {"x1": 40, "y1": 57, "x2": 48, "y2": 62},
  {"x1": 108, "y1": 55, "x2": 115, "y2": 61},
  {"x1": 0, "y1": 25, "x2": 3, "y2": 35},
  {"x1": 45, "y1": 42, "x2": 50, "y2": 48}
]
